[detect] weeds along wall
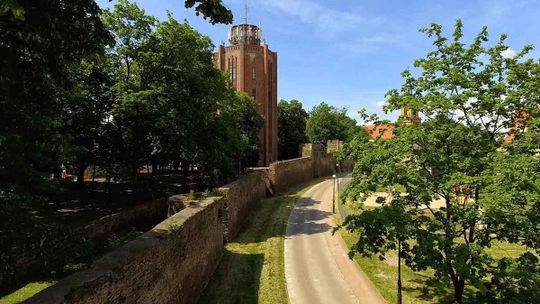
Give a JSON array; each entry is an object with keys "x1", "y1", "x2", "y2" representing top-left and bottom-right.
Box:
[{"x1": 26, "y1": 197, "x2": 225, "y2": 304}]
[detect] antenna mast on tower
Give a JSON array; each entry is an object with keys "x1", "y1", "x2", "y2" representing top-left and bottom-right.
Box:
[{"x1": 244, "y1": 0, "x2": 248, "y2": 24}]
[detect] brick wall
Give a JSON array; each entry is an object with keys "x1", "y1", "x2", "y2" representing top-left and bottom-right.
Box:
[
  {"x1": 26, "y1": 197, "x2": 225, "y2": 304},
  {"x1": 268, "y1": 157, "x2": 313, "y2": 194},
  {"x1": 217, "y1": 171, "x2": 267, "y2": 240}
]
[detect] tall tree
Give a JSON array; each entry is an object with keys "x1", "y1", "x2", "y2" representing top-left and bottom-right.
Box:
[
  {"x1": 0, "y1": 0, "x2": 111, "y2": 194},
  {"x1": 62, "y1": 62, "x2": 114, "y2": 188},
  {"x1": 101, "y1": 0, "x2": 158, "y2": 179},
  {"x1": 220, "y1": 91, "x2": 264, "y2": 171},
  {"x1": 278, "y1": 99, "x2": 308, "y2": 160},
  {"x1": 306, "y1": 102, "x2": 359, "y2": 147},
  {"x1": 343, "y1": 20, "x2": 540, "y2": 303}
]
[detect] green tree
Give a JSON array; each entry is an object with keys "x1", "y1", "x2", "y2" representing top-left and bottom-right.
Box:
[
  {"x1": 343, "y1": 20, "x2": 540, "y2": 303},
  {"x1": 142, "y1": 14, "x2": 234, "y2": 185},
  {"x1": 221, "y1": 91, "x2": 264, "y2": 171},
  {"x1": 305, "y1": 102, "x2": 359, "y2": 147},
  {"x1": 0, "y1": 0, "x2": 111, "y2": 194},
  {"x1": 278, "y1": 99, "x2": 309, "y2": 160},
  {"x1": 62, "y1": 62, "x2": 114, "y2": 188},
  {"x1": 101, "y1": 0, "x2": 158, "y2": 180}
]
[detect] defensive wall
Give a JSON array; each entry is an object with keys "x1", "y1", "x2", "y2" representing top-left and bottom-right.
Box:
[{"x1": 27, "y1": 140, "x2": 353, "y2": 304}]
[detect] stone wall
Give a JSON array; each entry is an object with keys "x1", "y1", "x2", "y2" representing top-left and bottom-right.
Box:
[
  {"x1": 217, "y1": 171, "x2": 267, "y2": 240},
  {"x1": 28, "y1": 139, "x2": 354, "y2": 304},
  {"x1": 26, "y1": 197, "x2": 225, "y2": 304},
  {"x1": 84, "y1": 198, "x2": 168, "y2": 241},
  {"x1": 326, "y1": 139, "x2": 343, "y2": 155},
  {"x1": 319, "y1": 155, "x2": 337, "y2": 177},
  {"x1": 268, "y1": 157, "x2": 313, "y2": 194},
  {"x1": 340, "y1": 159, "x2": 355, "y2": 173}
]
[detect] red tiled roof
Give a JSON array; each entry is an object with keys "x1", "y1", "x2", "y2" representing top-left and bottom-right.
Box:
[{"x1": 364, "y1": 124, "x2": 395, "y2": 139}]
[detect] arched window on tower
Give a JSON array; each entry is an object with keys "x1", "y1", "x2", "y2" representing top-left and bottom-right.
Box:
[{"x1": 252, "y1": 67, "x2": 256, "y2": 80}]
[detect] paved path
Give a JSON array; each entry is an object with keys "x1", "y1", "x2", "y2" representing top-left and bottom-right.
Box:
[{"x1": 284, "y1": 178, "x2": 386, "y2": 304}]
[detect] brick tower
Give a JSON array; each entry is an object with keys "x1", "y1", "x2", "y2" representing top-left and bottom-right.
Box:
[{"x1": 215, "y1": 23, "x2": 278, "y2": 166}]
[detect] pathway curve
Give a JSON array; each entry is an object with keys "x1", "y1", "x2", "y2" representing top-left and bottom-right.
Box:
[{"x1": 284, "y1": 178, "x2": 386, "y2": 304}]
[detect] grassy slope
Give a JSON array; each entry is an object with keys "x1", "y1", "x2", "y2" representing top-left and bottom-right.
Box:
[
  {"x1": 0, "y1": 282, "x2": 56, "y2": 304},
  {"x1": 336, "y1": 202, "x2": 527, "y2": 304},
  {"x1": 198, "y1": 180, "x2": 322, "y2": 304}
]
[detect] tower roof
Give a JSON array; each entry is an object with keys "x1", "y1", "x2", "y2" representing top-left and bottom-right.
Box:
[{"x1": 228, "y1": 24, "x2": 262, "y2": 45}]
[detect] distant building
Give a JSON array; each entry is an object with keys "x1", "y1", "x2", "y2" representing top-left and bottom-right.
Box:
[
  {"x1": 364, "y1": 107, "x2": 420, "y2": 140},
  {"x1": 364, "y1": 124, "x2": 395, "y2": 140},
  {"x1": 215, "y1": 23, "x2": 278, "y2": 166}
]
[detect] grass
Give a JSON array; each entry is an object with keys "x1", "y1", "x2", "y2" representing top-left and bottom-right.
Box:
[
  {"x1": 335, "y1": 201, "x2": 528, "y2": 304},
  {"x1": 198, "y1": 179, "x2": 322, "y2": 304},
  {"x1": 0, "y1": 282, "x2": 56, "y2": 304}
]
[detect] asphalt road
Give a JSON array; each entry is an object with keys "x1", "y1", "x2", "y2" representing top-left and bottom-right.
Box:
[{"x1": 284, "y1": 178, "x2": 386, "y2": 304}]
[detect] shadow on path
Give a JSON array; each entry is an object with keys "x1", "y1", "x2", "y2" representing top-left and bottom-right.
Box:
[{"x1": 286, "y1": 197, "x2": 333, "y2": 237}]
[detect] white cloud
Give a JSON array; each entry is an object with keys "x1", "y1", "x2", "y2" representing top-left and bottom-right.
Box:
[
  {"x1": 260, "y1": 0, "x2": 376, "y2": 32},
  {"x1": 375, "y1": 100, "x2": 386, "y2": 108},
  {"x1": 501, "y1": 48, "x2": 517, "y2": 59},
  {"x1": 336, "y1": 34, "x2": 399, "y2": 54}
]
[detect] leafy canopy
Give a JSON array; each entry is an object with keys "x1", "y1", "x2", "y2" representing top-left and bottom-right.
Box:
[
  {"x1": 278, "y1": 99, "x2": 309, "y2": 160},
  {"x1": 306, "y1": 102, "x2": 360, "y2": 147},
  {"x1": 343, "y1": 20, "x2": 540, "y2": 303}
]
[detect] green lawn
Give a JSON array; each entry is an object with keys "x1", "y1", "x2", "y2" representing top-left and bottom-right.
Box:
[
  {"x1": 335, "y1": 202, "x2": 527, "y2": 304},
  {"x1": 0, "y1": 282, "x2": 56, "y2": 304},
  {"x1": 198, "y1": 180, "x2": 322, "y2": 304}
]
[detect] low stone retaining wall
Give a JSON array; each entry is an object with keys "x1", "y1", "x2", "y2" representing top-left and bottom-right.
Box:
[
  {"x1": 217, "y1": 171, "x2": 267, "y2": 241},
  {"x1": 84, "y1": 198, "x2": 168, "y2": 241},
  {"x1": 26, "y1": 197, "x2": 225, "y2": 304},
  {"x1": 268, "y1": 157, "x2": 313, "y2": 194}
]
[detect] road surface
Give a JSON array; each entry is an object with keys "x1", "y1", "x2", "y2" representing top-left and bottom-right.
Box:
[{"x1": 284, "y1": 178, "x2": 386, "y2": 304}]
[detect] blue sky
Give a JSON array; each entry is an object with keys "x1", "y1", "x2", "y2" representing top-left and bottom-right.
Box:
[{"x1": 97, "y1": 0, "x2": 540, "y2": 122}]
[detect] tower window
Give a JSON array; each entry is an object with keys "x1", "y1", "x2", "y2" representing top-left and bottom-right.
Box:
[
  {"x1": 252, "y1": 88, "x2": 256, "y2": 100},
  {"x1": 252, "y1": 67, "x2": 256, "y2": 80}
]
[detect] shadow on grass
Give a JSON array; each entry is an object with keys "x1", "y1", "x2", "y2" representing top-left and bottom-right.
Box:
[{"x1": 198, "y1": 250, "x2": 264, "y2": 304}]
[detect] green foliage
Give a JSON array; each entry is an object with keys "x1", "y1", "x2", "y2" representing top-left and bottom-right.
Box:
[
  {"x1": 183, "y1": 0, "x2": 233, "y2": 25},
  {"x1": 343, "y1": 20, "x2": 540, "y2": 303},
  {"x1": 0, "y1": 0, "x2": 259, "y2": 294},
  {"x1": 278, "y1": 99, "x2": 309, "y2": 160},
  {"x1": 99, "y1": 2, "x2": 262, "y2": 185},
  {"x1": 0, "y1": 0, "x2": 111, "y2": 194},
  {"x1": 306, "y1": 102, "x2": 360, "y2": 146},
  {"x1": 220, "y1": 91, "x2": 264, "y2": 170}
]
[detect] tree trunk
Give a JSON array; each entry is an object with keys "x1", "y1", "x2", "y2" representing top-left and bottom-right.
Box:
[
  {"x1": 107, "y1": 175, "x2": 112, "y2": 203},
  {"x1": 452, "y1": 278, "x2": 465, "y2": 303},
  {"x1": 76, "y1": 164, "x2": 87, "y2": 189},
  {"x1": 90, "y1": 164, "x2": 96, "y2": 199}
]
